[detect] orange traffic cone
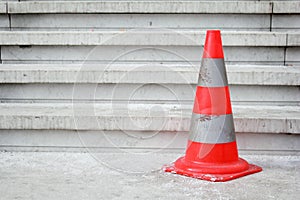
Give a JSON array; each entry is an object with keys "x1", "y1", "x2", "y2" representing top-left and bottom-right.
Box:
[{"x1": 163, "y1": 30, "x2": 262, "y2": 182}]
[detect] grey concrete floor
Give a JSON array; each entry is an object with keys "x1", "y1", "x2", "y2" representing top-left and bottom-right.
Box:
[{"x1": 0, "y1": 151, "x2": 299, "y2": 200}]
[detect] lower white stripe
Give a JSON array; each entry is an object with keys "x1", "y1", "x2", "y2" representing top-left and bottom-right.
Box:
[{"x1": 189, "y1": 113, "x2": 235, "y2": 144}]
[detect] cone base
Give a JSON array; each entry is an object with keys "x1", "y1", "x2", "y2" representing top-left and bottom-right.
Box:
[{"x1": 163, "y1": 156, "x2": 262, "y2": 182}]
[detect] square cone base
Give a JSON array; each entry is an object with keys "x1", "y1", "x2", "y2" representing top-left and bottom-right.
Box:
[{"x1": 163, "y1": 161, "x2": 262, "y2": 182}]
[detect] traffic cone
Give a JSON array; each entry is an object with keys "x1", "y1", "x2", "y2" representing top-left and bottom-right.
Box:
[{"x1": 163, "y1": 30, "x2": 262, "y2": 182}]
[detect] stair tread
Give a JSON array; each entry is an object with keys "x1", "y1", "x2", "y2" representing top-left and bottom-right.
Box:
[
  {"x1": 0, "y1": 103, "x2": 298, "y2": 117},
  {"x1": 1, "y1": 103, "x2": 298, "y2": 117}
]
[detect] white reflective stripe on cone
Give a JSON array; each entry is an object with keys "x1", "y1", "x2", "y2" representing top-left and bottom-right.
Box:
[
  {"x1": 189, "y1": 113, "x2": 235, "y2": 144},
  {"x1": 198, "y1": 58, "x2": 228, "y2": 87}
]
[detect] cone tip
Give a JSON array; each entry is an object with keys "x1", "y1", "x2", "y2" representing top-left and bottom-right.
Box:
[
  {"x1": 206, "y1": 30, "x2": 221, "y2": 35},
  {"x1": 203, "y1": 30, "x2": 224, "y2": 59}
]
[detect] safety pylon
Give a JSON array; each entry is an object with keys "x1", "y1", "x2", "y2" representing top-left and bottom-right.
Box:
[{"x1": 163, "y1": 30, "x2": 262, "y2": 182}]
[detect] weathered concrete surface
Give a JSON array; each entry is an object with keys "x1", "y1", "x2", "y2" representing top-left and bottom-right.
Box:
[
  {"x1": 1, "y1": 130, "x2": 299, "y2": 152},
  {"x1": 0, "y1": 31, "x2": 289, "y2": 46},
  {"x1": 6, "y1": 0, "x2": 300, "y2": 15},
  {"x1": 0, "y1": 2, "x2": 6, "y2": 14},
  {"x1": 7, "y1": 1, "x2": 272, "y2": 14},
  {"x1": 0, "y1": 64, "x2": 299, "y2": 85},
  {"x1": 273, "y1": 1, "x2": 300, "y2": 14},
  {"x1": 286, "y1": 47, "x2": 300, "y2": 65},
  {"x1": 273, "y1": 15, "x2": 300, "y2": 32},
  {"x1": 0, "y1": 15, "x2": 9, "y2": 30},
  {"x1": 288, "y1": 33, "x2": 300, "y2": 46},
  {"x1": 0, "y1": 103, "x2": 299, "y2": 134},
  {"x1": 10, "y1": 13, "x2": 271, "y2": 31},
  {"x1": 0, "y1": 152, "x2": 299, "y2": 200},
  {"x1": 1, "y1": 45, "x2": 285, "y2": 65},
  {"x1": 1, "y1": 84, "x2": 299, "y2": 105}
]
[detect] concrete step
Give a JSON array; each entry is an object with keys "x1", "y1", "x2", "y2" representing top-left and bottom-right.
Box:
[
  {"x1": 0, "y1": 64, "x2": 299, "y2": 105},
  {"x1": 1, "y1": 129, "x2": 299, "y2": 152},
  {"x1": 1, "y1": 83, "x2": 298, "y2": 105},
  {"x1": 4, "y1": 1, "x2": 298, "y2": 14},
  {"x1": 0, "y1": 1, "x2": 299, "y2": 31},
  {"x1": 3, "y1": 1, "x2": 274, "y2": 14},
  {"x1": 0, "y1": 0, "x2": 299, "y2": 153},
  {"x1": 0, "y1": 31, "x2": 299, "y2": 65},
  {"x1": 0, "y1": 103, "x2": 299, "y2": 151},
  {"x1": 0, "y1": 103, "x2": 299, "y2": 134},
  {"x1": 0, "y1": 30, "x2": 293, "y2": 46},
  {"x1": 0, "y1": 63, "x2": 299, "y2": 85},
  {"x1": 9, "y1": 13, "x2": 272, "y2": 31}
]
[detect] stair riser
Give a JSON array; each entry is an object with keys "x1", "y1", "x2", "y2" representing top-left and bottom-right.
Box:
[
  {"x1": 0, "y1": 84, "x2": 299, "y2": 105},
  {"x1": 0, "y1": 31, "x2": 291, "y2": 46},
  {"x1": 0, "y1": 130, "x2": 299, "y2": 152},
  {"x1": 0, "y1": 15, "x2": 8, "y2": 30},
  {"x1": 273, "y1": 15, "x2": 300, "y2": 31},
  {"x1": 10, "y1": 14, "x2": 271, "y2": 31},
  {"x1": 8, "y1": 14, "x2": 300, "y2": 32},
  {"x1": 2, "y1": 46, "x2": 294, "y2": 65},
  {"x1": 0, "y1": 64, "x2": 299, "y2": 85},
  {"x1": 287, "y1": 47, "x2": 300, "y2": 65},
  {"x1": 5, "y1": 1, "x2": 273, "y2": 14},
  {"x1": 0, "y1": 110, "x2": 299, "y2": 133}
]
